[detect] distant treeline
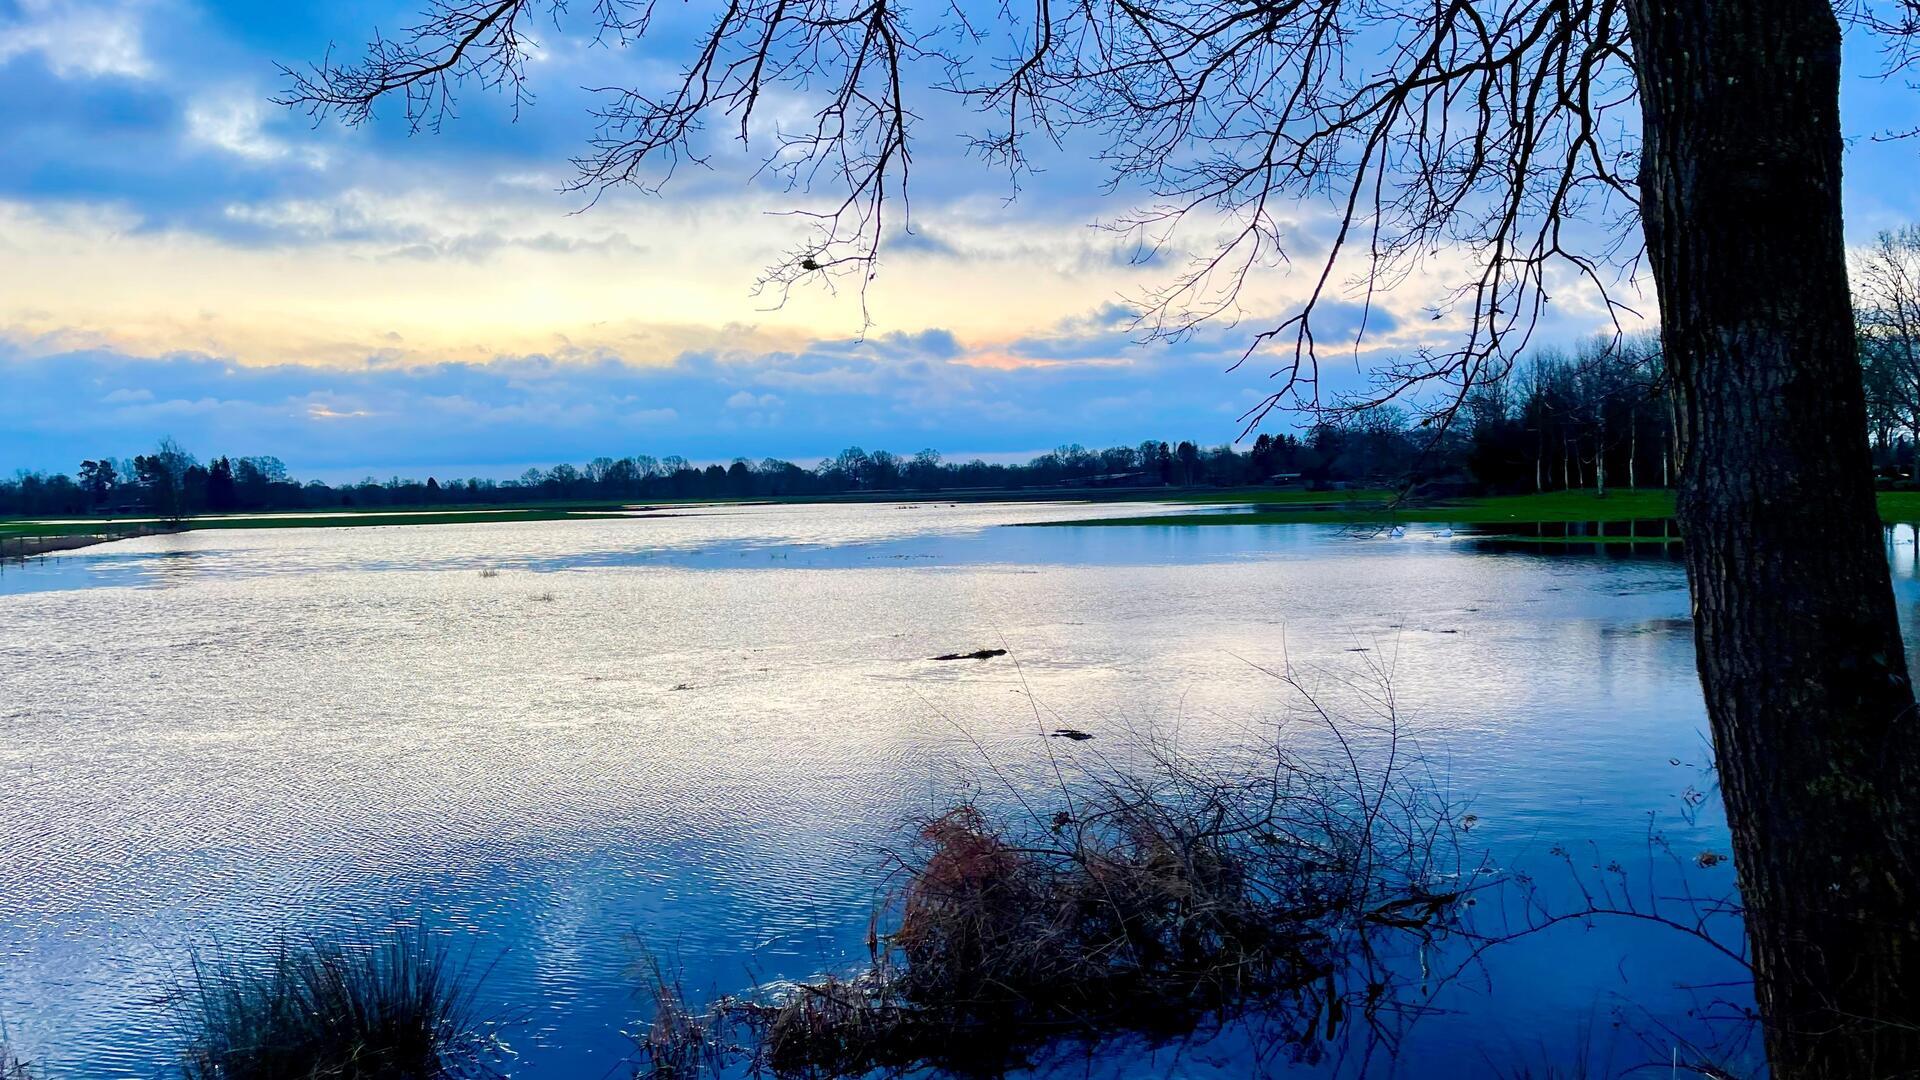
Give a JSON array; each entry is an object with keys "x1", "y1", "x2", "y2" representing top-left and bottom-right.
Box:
[
  {"x1": 18, "y1": 227, "x2": 1920, "y2": 523},
  {"x1": 3, "y1": 340, "x2": 1708, "y2": 520},
  {"x1": 0, "y1": 436, "x2": 1328, "y2": 518}
]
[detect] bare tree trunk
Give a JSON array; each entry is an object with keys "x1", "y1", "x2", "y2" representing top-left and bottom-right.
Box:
[
  {"x1": 1628, "y1": 0, "x2": 1920, "y2": 1074},
  {"x1": 1629, "y1": 410, "x2": 1639, "y2": 489},
  {"x1": 1596, "y1": 416, "x2": 1609, "y2": 498}
]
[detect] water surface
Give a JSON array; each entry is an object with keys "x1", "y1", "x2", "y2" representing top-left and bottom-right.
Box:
[{"x1": 1, "y1": 502, "x2": 1877, "y2": 1076}]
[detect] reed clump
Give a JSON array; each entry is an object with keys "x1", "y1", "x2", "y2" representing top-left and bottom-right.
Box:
[
  {"x1": 640, "y1": 708, "x2": 1468, "y2": 1078},
  {"x1": 177, "y1": 927, "x2": 504, "y2": 1080}
]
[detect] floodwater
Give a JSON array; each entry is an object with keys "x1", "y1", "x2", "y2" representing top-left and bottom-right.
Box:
[{"x1": 5, "y1": 501, "x2": 1911, "y2": 1077}]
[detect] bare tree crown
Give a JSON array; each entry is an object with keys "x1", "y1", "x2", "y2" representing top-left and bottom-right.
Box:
[{"x1": 281, "y1": 0, "x2": 1915, "y2": 431}]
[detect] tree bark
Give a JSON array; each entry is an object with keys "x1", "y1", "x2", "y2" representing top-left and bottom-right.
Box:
[
  {"x1": 1630, "y1": 410, "x2": 1639, "y2": 489},
  {"x1": 1627, "y1": 0, "x2": 1920, "y2": 1074},
  {"x1": 1596, "y1": 416, "x2": 1609, "y2": 497}
]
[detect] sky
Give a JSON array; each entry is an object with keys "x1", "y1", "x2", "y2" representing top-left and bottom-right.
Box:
[{"x1": 5, "y1": 1, "x2": 1920, "y2": 479}]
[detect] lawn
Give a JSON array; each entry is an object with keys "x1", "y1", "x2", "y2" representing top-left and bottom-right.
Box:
[
  {"x1": 1034, "y1": 489, "x2": 1920, "y2": 529},
  {"x1": 11, "y1": 487, "x2": 1920, "y2": 545},
  {"x1": 0, "y1": 507, "x2": 630, "y2": 539},
  {"x1": 1035, "y1": 489, "x2": 1678, "y2": 528}
]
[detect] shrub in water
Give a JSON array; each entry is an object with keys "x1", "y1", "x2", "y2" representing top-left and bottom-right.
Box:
[
  {"x1": 639, "y1": 700, "x2": 1473, "y2": 1078},
  {"x1": 178, "y1": 927, "x2": 503, "y2": 1080}
]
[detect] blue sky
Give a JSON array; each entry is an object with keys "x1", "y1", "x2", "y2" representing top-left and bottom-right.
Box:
[{"x1": 4, "y1": 1, "x2": 1920, "y2": 478}]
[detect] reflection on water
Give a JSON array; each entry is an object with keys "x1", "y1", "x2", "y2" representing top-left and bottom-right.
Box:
[
  {"x1": 1455, "y1": 518, "x2": 1682, "y2": 563},
  {"x1": 0, "y1": 502, "x2": 1819, "y2": 1076}
]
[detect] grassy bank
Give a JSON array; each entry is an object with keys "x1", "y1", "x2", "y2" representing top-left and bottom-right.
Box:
[
  {"x1": 0, "y1": 488, "x2": 1388, "y2": 554},
  {"x1": 0, "y1": 508, "x2": 635, "y2": 558},
  {"x1": 13, "y1": 488, "x2": 1920, "y2": 554},
  {"x1": 1030, "y1": 490, "x2": 1678, "y2": 528},
  {"x1": 156, "y1": 508, "x2": 631, "y2": 532},
  {"x1": 0, "y1": 507, "x2": 630, "y2": 537},
  {"x1": 1031, "y1": 490, "x2": 1920, "y2": 529},
  {"x1": 0, "y1": 485, "x2": 1389, "y2": 537}
]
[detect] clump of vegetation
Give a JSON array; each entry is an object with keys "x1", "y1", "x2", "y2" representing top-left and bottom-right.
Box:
[
  {"x1": 1, "y1": 1045, "x2": 30, "y2": 1080},
  {"x1": 177, "y1": 926, "x2": 505, "y2": 1080},
  {"x1": 638, "y1": 692, "x2": 1472, "y2": 1078}
]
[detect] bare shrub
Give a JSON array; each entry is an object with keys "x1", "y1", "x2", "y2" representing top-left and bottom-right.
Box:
[{"x1": 637, "y1": 665, "x2": 1478, "y2": 1077}]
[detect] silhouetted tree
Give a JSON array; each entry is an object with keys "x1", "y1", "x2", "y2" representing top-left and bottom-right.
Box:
[
  {"x1": 77, "y1": 459, "x2": 117, "y2": 508},
  {"x1": 1856, "y1": 228, "x2": 1920, "y2": 473},
  {"x1": 206, "y1": 457, "x2": 238, "y2": 512},
  {"x1": 131, "y1": 438, "x2": 196, "y2": 523},
  {"x1": 725, "y1": 459, "x2": 752, "y2": 496}
]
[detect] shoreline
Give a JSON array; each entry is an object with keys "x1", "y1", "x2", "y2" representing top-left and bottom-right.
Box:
[
  {"x1": 1, "y1": 526, "x2": 135, "y2": 553},
  {"x1": 0, "y1": 528, "x2": 172, "y2": 561},
  {"x1": 16, "y1": 488, "x2": 1920, "y2": 547}
]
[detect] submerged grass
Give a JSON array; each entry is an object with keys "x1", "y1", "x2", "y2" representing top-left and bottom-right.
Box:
[
  {"x1": 638, "y1": 674, "x2": 1473, "y2": 1078},
  {"x1": 177, "y1": 927, "x2": 505, "y2": 1080}
]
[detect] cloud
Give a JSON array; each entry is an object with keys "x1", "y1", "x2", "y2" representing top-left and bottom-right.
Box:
[
  {"x1": 187, "y1": 91, "x2": 327, "y2": 167},
  {"x1": 306, "y1": 403, "x2": 372, "y2": 420},
  {"x1": 0, "y1": 0, "x2": 152, "y2": 80},
  {"x1": 0, "y1": 0, "x2": 1659, "y2": 483},
  {"x1": 0, "y1": 323, "x2": 1304, "y2": 476}
]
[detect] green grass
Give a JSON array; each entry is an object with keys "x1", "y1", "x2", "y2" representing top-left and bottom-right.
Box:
[
  {"x1": 1034, "y1": 490, "x2": 1677, "y2": 528},
  {"x1": 0, "y1": 487, "x2": 1383, "y2": 540},
  {"x1": 0, "y1": 507, "x2": 628, "y2": 538},
  {"x1": 1146, "y1": 487, "x2": 1396, "y2": 505},
  {"x1": 1032, "y1": 488, "x2": 1920, "y2": 530},
  {"x1": 1470, "y1": 533, "x2": 1684, "y2": 546},
  {"x1": 1880, "y1": 491, "x2": 1920, "y2": 520},
  {"x1": 10, "y1": 486, "x2": 1920, "y2": 545},
  {"x1": 185, "y1": 509, "x2": 630, "y2": 531}
]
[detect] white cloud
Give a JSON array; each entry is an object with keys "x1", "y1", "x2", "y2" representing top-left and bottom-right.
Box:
[
  {"x1": 725, "y1": 390, "x2": 782, "y2": 409},
  {"x1": 188, "y1": 92, "x2": 328, "y2": 168},
  {"x1": 307, "y1": 404, "x2": 373, "y2": 421},
  {"x1": 0, "y1": 0, "x2": 152, "y2": 80}
]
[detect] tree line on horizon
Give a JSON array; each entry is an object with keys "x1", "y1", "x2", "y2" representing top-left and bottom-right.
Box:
[
  {"x1": 10, "y1": 233, "x2": 1920, "y2": 522},
  {"x1": 8, "y1": 324, "x2": 1920, "y2": 520},
  {"x1": 0, "y1": 345, "x2": 1646, "y2": 520}
]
